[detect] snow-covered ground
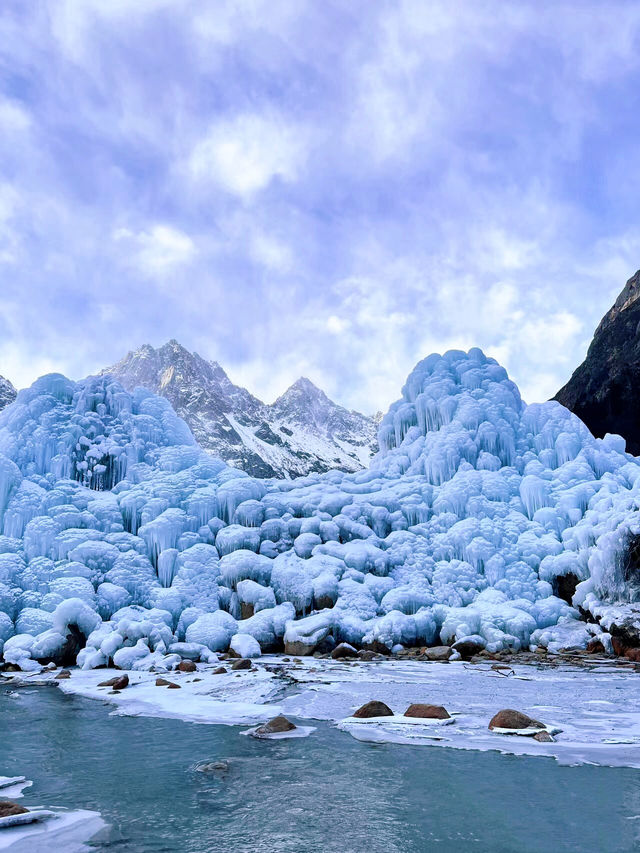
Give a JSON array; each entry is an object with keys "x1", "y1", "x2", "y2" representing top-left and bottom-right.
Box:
[{"x1": 7, "y1": 656, "x2": 640, "y2": 769}]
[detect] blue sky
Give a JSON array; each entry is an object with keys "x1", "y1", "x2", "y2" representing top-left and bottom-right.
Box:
[{"x1": 1, "y1": 1, "x2": 640, "y2": 413}]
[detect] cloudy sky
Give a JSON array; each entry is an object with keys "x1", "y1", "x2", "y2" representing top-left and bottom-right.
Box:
[{"x1": 1, "y1": 1, "x2": 640, "y2": 414}]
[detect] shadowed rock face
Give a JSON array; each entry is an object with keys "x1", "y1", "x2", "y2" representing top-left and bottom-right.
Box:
[{"x1": 555, "y1": 269, "x2": 640, "y2": 455}]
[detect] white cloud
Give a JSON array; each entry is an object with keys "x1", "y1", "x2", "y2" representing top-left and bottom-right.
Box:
[
  {"x1": 188, "y1": 114, "x2": 306, "y2": 197},
  {"x1": 114, "y1": 225, "x2": 196, "y2": 277}
]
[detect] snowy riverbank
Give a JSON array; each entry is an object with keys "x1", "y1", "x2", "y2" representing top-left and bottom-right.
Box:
[{"x1": 4, "y1": 655, "x2": 640, "y2": 769}]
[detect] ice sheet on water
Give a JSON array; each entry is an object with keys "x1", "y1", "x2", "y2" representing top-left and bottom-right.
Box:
[{"x1": 1, "y1": 352, "x2": 640, "y2": 668}]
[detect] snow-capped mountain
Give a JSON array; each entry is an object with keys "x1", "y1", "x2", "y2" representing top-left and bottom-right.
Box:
[
  {"x1": 0, "y1": 376, "x2": 16, "y2": 411},
  {"x1": 100, "y1": 341, "x2": 377, "y2": 478}
]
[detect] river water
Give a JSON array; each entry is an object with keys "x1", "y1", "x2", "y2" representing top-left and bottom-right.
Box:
[{"x1": 2, "y1": 685, "x2": 640, "y2": 852}]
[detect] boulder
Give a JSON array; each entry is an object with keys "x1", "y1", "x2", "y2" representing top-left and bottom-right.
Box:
[
  {"x1": 612, "y1": 636, "x2": 629, "y2": 656},
  {"x1": 404, "y1": 703, "x2": 450, "y2": 720},
  {"x1": 0, "y1": 802, "x2": 29, "y2": 818},
  {"x1": 362, "y1": 640, "x2": 391, "y2": 656},
  {"x1": 452, "y1": 636, "x2": 486, "y2": 660},
  {"x1": 253, "y1": 715, "x2": 296, "y2": 736},
  {"x1": 231, "y1": 658, "x2": 252, "y2": 671},
  {"x1": 424, "y1": 646, "x2": 453, "y2": 661},
  {"x1": 331, "y1": 643, "x2": 358, "y2": 660},
  {"x1": 488, "y1": 709, "x2": 544, "y2": 730},
  {"x1": 177, "y1": 660, "x2": 197, "y2": 672},
  {"x1": 98, "y1": 674, "x2": 129, "y2": 690},
  {"x1": 357, "y1": 650, "x2": 378, "y2": 661},
  {"x1": 167, "y1": 682, "x2": 181, "y2": 689},
  {"x1": 55, "y1": 669, "x2": 71, "y2": 680},
  {"x1": 353, "y1": 700, "x2": 394, "y2": 718},
  {"x1": 586, "y1": 638, "x2": 605, "y2": 654},
  {"x1": 196, "y1": 760, "x2": 230, "y2": 773},
  {"x1": 212, "y1": 666, "x2": 227, "y2": 674},
  {"x1": 155, "y1": 677, "x2": 171, "y2": 686},
  {"x1": 624, "y1": 648, "x2": 640, "y2": 662},
  {"x1": 533, "y1": 730, "x2": 555, "y2": 743}
]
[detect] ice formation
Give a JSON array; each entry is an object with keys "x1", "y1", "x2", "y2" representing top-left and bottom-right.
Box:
[{"x1": 1, "y1": 349, "x2": 639, "y2": 672}]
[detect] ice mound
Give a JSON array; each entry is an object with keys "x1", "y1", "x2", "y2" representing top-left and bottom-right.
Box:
[{"x1": 1, "y1": 352, "x2": 639, "y2": 670}]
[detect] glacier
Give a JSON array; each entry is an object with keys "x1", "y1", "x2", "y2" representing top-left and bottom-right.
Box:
[{"x1": 1, "y1": 347, "x2": 639, "y2": 672}]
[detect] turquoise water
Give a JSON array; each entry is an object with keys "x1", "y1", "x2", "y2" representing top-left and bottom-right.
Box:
[{"x1": 1, "y1": 685, "x2": 640, "y2": 853}]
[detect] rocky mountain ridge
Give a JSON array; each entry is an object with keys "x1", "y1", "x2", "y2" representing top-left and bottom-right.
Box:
[{"x1": 100, "y1": 340, "x2": 378, "y2": 478}]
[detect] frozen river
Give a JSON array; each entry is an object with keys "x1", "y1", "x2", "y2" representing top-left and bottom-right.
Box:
[{"x1": 2, "y1": 675, "x2": 640, "y2": 852}]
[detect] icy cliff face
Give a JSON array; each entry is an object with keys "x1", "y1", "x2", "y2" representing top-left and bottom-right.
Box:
[
  {"x1": 101, "y1": 341, "x2": 377, "y2": 478},
  {"x1": 0, "y1": 376, "x2": 16, "y2": 412},
  {"x1": 0, "y1": 347, "x2": 639, "y2": 672}
]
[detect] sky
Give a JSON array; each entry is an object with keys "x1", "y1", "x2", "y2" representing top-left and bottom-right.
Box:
[{"x1": 2, "y1": 1, "x2": 640, "y2": 415}]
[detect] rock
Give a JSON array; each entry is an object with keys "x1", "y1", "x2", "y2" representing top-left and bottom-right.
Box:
[
  {"x1": 424, "y1": 646, "x2": 452, "y2": 661},
  {"x1": 253, "y1": 715, "x2": 296, "y2": 736},
  {"x1": 586, "y1": 639, "x2": 605, "y2": 654},
  {"x1": 612, "y1": 636, "x2": 629, "y2": 656},
  {"x1": 533, "y1": 730, "x2": 555, "y2": 743},
  {"x1": 555, "y1": 268, "x2": 640, "y2": 455},
  {"x1": 357, "y1": 650, "x2": 377, "y2": 661},
  {"x1": 488, "y1": 709, "x2": 544, "y2": 730},
  {"x1": 353, "y1": 700, "x2": 394, "y2": 718},
  {"x1": 167, "y1": 682, "x2": 181, "y2": 689},
  {"x1": 331, "y1": 642, "x2": 358, "y2": 659},
  {"x1": 362, "y1": 640, "x2": 391, "y2": 655},
  {"x1": 155, "y1": 677, "x2": 171, "y2": 686},
  {"x1": 452, "y1": 637, "x2": 486, "y2": 660},
  {"x1": 404, "y1": 703, "x2": 450, "y2": 719},
  {"x1": 625, "y1": 648, "x2": 640, "y2": 662},
  {"x1": 177, "y1": 660, "x2": 197, "y2": 672},
  {"x1": 0, "y1": 801, "x2": 29, "y2": 818},
  {"x1": 231, "y1": 658, "x2": 252, "y2": 671},
  {"x1": 98, "y1": 674, "x2": 129, "y2": 690},
  {"x1": 240, "y1": 602, "x2": 254, "y2": 620},
  {"x1": 213, "y1": 666, "x2": 227, "y2": 674},
  {"x1": 196, "y1": 760, "x2": 230, "y2": 773},
  {"x1": 55, "y1": 669, "x2": 71, "y2": 679}
]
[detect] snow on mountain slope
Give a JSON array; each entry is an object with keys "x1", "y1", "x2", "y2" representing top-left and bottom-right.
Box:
[
  {"x1": 0, "y1": 376, "x2": 16, "y2": 411},
  {"x1": 100, "y1": 341, "x2": 377, "y2": 479},
  {"x1": 1, "y1": 347, "x2": 640, "y2": 674}
]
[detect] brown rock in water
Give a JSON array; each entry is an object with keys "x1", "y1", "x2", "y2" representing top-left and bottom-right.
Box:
[
  {"x1": 98, "y1": 674, "x2": 129, "y2": 690},
  {"x1": 55, "y1": 669, "x2": 71, "y2": 679},
  {"x1": 253, "y1": 715, "x2": 296, "y2": 736},
  {"x1": 424, "y1": 646, "x2": 453, "y2": 662},
  {"x1": 0, "y1": 801, "x2": 29, "y2": 818},
  {"x1": 231, "y1": 658, "x2": 252, "y2": 671},
  {"x1": 533, "y1": 730, "x2": 555, "y2": 742},
  {"x1": 353, "y1": 700, "x2": 394, "y2": 718},
  {"x1": 404, "y1": 704, "x2": 450, "y2": 720},
  {"x1": 331, "y1": 643, "x2": 357, "y2": 659},
  {"x1": 177, "y1": 660, "x2": 197, "y2": 672},
  {"x1": 489, "y1": 709, "x2": 544, "y2": 730}
]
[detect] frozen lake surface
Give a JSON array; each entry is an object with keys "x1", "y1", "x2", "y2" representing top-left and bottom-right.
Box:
[{"x1": 2, "y1": 675, "x2": 640, "y2": 852}]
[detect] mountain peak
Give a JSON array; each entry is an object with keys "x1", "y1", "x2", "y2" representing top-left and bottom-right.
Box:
[
  {"x1": 100, "y1": 342, "x2": 377, "y2": 477},
  {"x1": 0, "y1": 375, "x2": 16, "y2": 411}
]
